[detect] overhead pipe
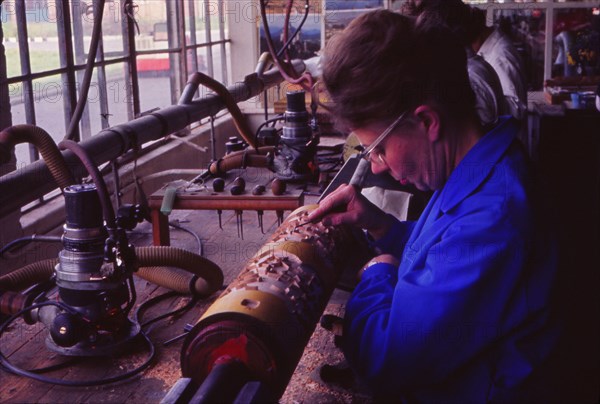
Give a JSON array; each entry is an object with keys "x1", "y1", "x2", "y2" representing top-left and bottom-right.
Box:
[{"x1": 0, "y1": 61, "x2": 306, "y2": 219}]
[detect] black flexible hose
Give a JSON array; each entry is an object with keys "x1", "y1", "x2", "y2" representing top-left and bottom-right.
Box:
[
  {"x1": 64, "y1": 0, "x2": 106, "y2": 141},
  {"x1": 277, "y1": 0, "x2": 310, "y2": 59}
]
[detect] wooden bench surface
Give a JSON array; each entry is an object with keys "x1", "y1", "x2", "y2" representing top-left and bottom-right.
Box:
[{"x1": 0, "y1": 190, "x2": 371, "y2": 403}]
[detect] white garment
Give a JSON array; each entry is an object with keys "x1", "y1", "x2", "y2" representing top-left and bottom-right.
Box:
[
  {"x1": 478, "y1": 28, "x2": 527, "y2": 120},
  {"x1": 468, "y1": 52, "x2": 508, "y2": 127},
  {"x1": 361, "y1": 187, "x2": 412, "y2": 222},
  {"x1": 304, "y1": 56, "x2": 323, "y2": 78}
]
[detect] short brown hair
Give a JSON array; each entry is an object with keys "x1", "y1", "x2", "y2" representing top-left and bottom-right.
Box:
[{"x1": 322, "y1": 9, "x2": 475, "y2": 130}]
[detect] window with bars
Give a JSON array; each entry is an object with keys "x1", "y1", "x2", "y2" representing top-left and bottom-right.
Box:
[
  {"x1": 1, "y1": 0, "x2": 598, "y2": 170},
  {"x1": 0, "y1": 0, "x2": 231, "y2": 170}
]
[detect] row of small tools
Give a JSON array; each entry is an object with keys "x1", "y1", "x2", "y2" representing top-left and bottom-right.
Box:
[
  {"x1": 210, "y1": 176, "x2": 287, "y2": 196},
  {"x1": 211, "y1": 176, "x2": 288, "y2": 239}
]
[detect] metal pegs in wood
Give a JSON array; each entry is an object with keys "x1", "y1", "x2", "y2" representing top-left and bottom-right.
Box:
[
  {"x1": 257, "y1": 210, "x2": 264, "y2": 234},
  {"x1": 236, "y1": 210, "x2": 244, "y2": 239}
]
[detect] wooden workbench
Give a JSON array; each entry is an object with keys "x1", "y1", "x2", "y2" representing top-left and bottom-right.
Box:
[{"x1": 0, "y1": 192, "x2": 372, "y2": 403}]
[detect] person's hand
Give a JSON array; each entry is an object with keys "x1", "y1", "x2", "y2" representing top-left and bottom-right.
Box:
[{"x1": 307, "y1": 184, "x2": 392, "y2": 240}]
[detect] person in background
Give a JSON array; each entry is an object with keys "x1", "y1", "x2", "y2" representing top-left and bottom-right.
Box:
[
  {"x1": 403, "y1": 0, "x2": 527, "y2": 132},
  {"x1": 470, "y1": 7, "x2": 528, "y2": 122},
  {"x1": 309, "y1": 9, "x2": 557, "y2": 402}
]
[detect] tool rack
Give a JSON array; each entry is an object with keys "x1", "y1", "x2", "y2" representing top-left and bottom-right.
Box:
[{"x1": 149, "y1": 173, "x2": 305, "y2": 246}]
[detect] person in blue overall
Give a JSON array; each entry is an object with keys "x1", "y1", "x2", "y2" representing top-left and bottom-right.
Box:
[{"x1": 308, "y1": 10, "x2": 558, "y2": 403}]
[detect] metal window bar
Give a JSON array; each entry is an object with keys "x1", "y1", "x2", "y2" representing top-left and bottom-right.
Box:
[
  {"x1": 0, "y1": 14, "x2": 11, "y2": 130},
  {"x1": 166, "y1": 0, "x2": 183, "y2": 105},
  {"x1": 56, "y1": 0, "x2": 78, "y2": 140},
  {"x1": 1, "y1": 0, "x2": 233, "y2": 212},
  {"x1": 122, "y1": 0, "x2": 139, "y2": 121},
  {"x1": 187, "y1": 0, "x2": 200, "y2": 99},
  {"x1": 178, "y1": 0, "x2": 189, "y2": 88},
  {"x1": 3, "y1": 57, "x2": 138, "y2": 86},
  {"x1": 204, "y1": 0, "x2": 214, "y2": 78},
  {"x1": 71, "y1": 0, "x2": 92, "y2": 140},
  {"x1": 15, "y1": 1, "x2": 39, "y2": 165},
  {"x1": 218, "y1": 0, "x2": 228, "y2": 86},
  {"x1": 96, "y1": 26, "x2": 110, "y2": 132}
]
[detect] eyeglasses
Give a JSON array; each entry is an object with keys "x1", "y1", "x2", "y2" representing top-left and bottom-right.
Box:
[{"x1": 361, "y1": 110, "x2": 410, "y2": 165}]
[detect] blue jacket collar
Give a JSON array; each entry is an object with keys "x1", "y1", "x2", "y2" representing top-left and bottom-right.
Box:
[{"x1": 439, "y1": 117, "x2": 518, "y2": 214}]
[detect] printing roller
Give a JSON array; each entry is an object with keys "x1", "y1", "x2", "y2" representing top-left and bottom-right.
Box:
[{"x1": 179, "y1": 204, "x2": 366, "y2": 401}]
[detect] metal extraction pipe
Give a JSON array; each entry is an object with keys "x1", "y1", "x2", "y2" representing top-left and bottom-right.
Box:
[{"x1": 0, "y1": 61, "x2": 305, "y2": 219}]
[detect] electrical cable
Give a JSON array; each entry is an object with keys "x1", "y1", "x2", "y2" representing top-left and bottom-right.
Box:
[
  {"x1": 30, "y1": 358, "x2": 81, "y2": 374},
  {"x1": 135, "y1": 291, "x2": 198, "y2": 330},
  {"x1": 259, "y1": 0, "x2": 313, "y2": 92},
  {"x1": 276, "y1": 0, "x2": 310, "y2": 59},
  {"x1": 254, "y1": 114, "x2": 284, "y2": 146},
  {"x1": 134, "y1": 291, "x2": 177, "y2": 327},
  {"x1": 123, "y1": 0, "x2": 140, "y2": 35},
  {"x1": 281, "y1": 0, "x2": 294, "y2": 62},
  {"x1": 169, "y1": 221, "x2": 203, "y2": 256},
  {"x1": 0, "y1": 301, "x2": 156, "y2": 387},
  {"x1": 0, "y1": 236, "x2": 62, "y2": 258}
]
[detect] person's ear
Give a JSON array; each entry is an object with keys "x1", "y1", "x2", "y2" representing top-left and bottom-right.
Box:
[{"x1": 413, "y1": 105, "x2": 441, "y2": 142}]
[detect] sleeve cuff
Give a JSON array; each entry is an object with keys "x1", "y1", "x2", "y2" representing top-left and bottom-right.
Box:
[{"x1": 361, "y1": 262, "x2": 397, "y2": 280}]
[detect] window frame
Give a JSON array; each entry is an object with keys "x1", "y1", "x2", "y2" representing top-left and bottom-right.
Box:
[{"x1": 0, "y1": 0, "x2": 231, "y2": 208}]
